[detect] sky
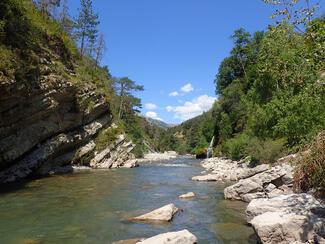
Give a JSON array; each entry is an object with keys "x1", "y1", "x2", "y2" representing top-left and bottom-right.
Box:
[{"x1": 67, "y1": 0, "x2": 322, "y2": 124}]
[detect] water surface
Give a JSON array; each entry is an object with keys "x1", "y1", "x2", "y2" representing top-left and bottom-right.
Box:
[{"x1": 0, "y1": 157, "x2": 255, "y2": 243}]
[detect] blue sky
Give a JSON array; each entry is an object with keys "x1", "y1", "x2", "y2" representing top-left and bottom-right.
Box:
[{"x1": 67, "y1": 0, "x2": 323, "y2": 124}]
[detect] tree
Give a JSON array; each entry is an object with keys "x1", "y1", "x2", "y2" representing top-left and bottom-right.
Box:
[
  {"x1": 94, "y1": 33, "x2": 106, "y2": 66},
  {"x1": 263, "y1": 0, "x2": 320, "y2": 33},
  {"x1": 112, "y1": 77, "x2": 144, "y2": 119},
  {"x1": 75, "y1": 0, "x2": 99, "y2": 55},
  {"x1": 59, "y1": 0, "x2": 74, "y2": 35}
]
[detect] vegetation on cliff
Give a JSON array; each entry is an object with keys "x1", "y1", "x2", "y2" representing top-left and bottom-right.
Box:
[{"x1": 0, "y1": 0, "x2": 164, "y2": 172}]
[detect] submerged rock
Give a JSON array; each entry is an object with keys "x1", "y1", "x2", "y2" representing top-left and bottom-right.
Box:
[
  {"x1": 137, "y1": 230, "x2": 197, "y2": 244},
  {"x1": 179, "y1": 192, "x2": 196, "y2": 199},
  {"x1": 246, "y1": 194, "x2": 325, "y2": 244},
  {"x1": 132, "y1": 203, "x2": 178, "y2": 222}
]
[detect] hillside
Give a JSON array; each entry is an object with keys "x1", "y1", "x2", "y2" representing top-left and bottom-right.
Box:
[
  {"x1": 158, "y1": 108, "x2": 216, "y2": 155},
  {"x1": 0, "y1": 0, "x2": 161, "y2": 183}
]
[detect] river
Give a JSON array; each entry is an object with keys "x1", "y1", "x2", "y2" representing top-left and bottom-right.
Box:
[{"x1": 0, "y1": 157, "x2": 255, "y2": 243}]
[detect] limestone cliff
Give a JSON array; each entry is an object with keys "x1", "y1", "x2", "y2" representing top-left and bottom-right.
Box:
[{"x1": 0, "y1": 1, "x2": 138, "y2": 183}]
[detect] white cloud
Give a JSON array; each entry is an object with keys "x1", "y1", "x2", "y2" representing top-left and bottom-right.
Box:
[
  {"x1": 180, "y1": 83, "x2": 194, "y2": 93},
  {"x1": 144, "y1": 103, "x2": 157, "y2": 110},
  {"x1": 145, "y1": 111, "x2": 163, "y2": 121},
  {"x1": 169, "y1": 91, "x2": 179, "y2": 97},
  {"x1": 166, "y1": 106, "x2": 173, "y2": 112},
  {"x1": 166, "y1": 94, "x2": 216, "y2": 121}
]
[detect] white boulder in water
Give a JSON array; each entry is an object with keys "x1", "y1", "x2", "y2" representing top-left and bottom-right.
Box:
[
  {"x1": 132, "y1": 203, "x2": 178, "y2": 222},
  {"x1": 137, "y1": 229, "x2": 197, "y2": 244},
  {"x1": 179, "y1": 192, "x2": 196, "y2": 199}
]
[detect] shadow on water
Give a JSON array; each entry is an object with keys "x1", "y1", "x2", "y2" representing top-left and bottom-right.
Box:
[{"x1": 0, "y1": 157, "x2": 256, "y2": 243}]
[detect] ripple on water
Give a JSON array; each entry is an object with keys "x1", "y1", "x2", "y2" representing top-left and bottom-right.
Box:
[{"x1": 0, "y1": 157, "x2": 255, "y2": 243}]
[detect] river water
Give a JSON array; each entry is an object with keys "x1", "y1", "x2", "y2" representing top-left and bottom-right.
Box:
[{"x1": 0, "y1": 157, "x2": 255, "y2": 243}]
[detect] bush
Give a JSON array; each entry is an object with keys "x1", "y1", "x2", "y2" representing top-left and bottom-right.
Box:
[
  {"x1": 95, "y1": 126, "x2": 123, "y2": 152},
  {"x1": 195, "y1": 148, "x2": 207, "y2": 159},
  {"x1": 246, "y1": 137, "x2": 286, "y2": 164},
  {"x1": 223, "y1": 133, "x2": 286, "y2": 163},
  {"x1": 223, "y1": 133, "x2": 249, "y2": 160},
  {"x1": 294, "y1": 131, "x2": 325, "y2": 195}
]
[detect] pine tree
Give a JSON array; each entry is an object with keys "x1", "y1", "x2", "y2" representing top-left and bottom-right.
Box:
[
  {"x1": 75, "y1": 0, "x2": 99, "y2": 55},
  {"x1": 112, "y1": 77, "x2": 144, "y2": 119}
]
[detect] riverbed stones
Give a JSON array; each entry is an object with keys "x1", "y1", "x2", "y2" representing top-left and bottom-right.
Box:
[
  {"x1": 224, "y1": 164, "x2": 294, "y2": 202},
  {"x1": 132, "y1": 203, "x2": 179, "y2": 222},
  {"x1": 179, "y1": 192, "x2": 196, "y2": 199},
  {"x1": 137, "y1": 230, "x2": 197, "y2": 244},
  {"x1": 246, "y1": 194, "x2": 325, "y2": 244},
  {"x1": 191, "y1": 157, "x2": 269, "y2": 182}
]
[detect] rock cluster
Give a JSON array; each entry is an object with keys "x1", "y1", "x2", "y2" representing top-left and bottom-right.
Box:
[
  {"x1": 246, "y1": 194, "x2": 325, "y2": 244},
  {"x1": 224, "y1": 163, "x2": 294, "y2": 202},
  {"x1": 90, "y1": 134, "x2": 138, "y2": 169},
  {"x1": 199, "y1": 156, "x2": 325, "y2": 244},
  {"x1": 192, "y1": 157, "x2": 269, "y2": 182}
]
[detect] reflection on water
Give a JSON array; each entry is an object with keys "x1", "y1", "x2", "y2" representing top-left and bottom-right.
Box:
[{"x1": 0, "y1": 157, "x2": 255, "y2": 243}]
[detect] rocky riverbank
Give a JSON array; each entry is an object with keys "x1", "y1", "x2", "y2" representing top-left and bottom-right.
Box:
[
  {"x1": 138, "y1": 151, "x2": 179, "y2": 163},
  {"x1": 194, "y1": 157, "x2": 325, "y2": 243}
]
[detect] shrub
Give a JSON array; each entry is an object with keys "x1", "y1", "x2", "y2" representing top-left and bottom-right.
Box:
[
  {"x1": 95, "y1": 126, "x2": 123, "y2": 152},
  {"x1": 246, "y1": 137, "x2": 286, "y2": 164},
  {"x1": 294, "y1": 131, "x2": 325, "y2": 195},
  {"x1": 195, "y1": 148, "x2": 207, "y2": 159},
  {"x1": 222, "y1": 133, "x2": 249, "y2": 160}
]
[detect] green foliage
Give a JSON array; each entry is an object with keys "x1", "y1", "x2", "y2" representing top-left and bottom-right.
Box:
[
  {"x1": 195, "y1": 148, "x2": 207, "y2": 159},
  {"x1": 223, "y1": 133, "x2": 250, "y2": 160},
  {"x1": 212, "y1": 17, "x2": 325, "y2": 164},
  {"x1": 95, "y1": 126, "x2": 123, "y2": 152},
  {"x1": 294, "y1": 131, "x2": 325, "y2": 194},
  {"x1": 246, "y1": 137, "x2": 286, "y2": 164},
  {"x1": 75, "y1": 0, "x2": 99, "y2": 55}
]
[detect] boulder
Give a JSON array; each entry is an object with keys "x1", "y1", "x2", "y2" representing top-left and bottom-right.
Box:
[
  {"x1": 113, "y1": 238, "x2": 145, "y2": 244},
  {"x1": 191, "y1": 174, "x2": 220, "y2": 182},
  {"x1": 246, "y1": 194, "x2": 325, "y2": 244},
  {"x1": 224, "y1": 164, "x2": 293, "y2": 201},
  {"x1": 179, "y1": 192, "x2": 196, "y2": 199},
  {"x1": 132, "y1": 203, "x2": 178, "y2": 222},
  {"x1": 137, "y1": 230, "x2": 197, "y2": 244}
]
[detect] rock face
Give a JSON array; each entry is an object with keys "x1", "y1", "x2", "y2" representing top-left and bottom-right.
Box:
[
  {"x1": 179, "y1": 192, "x2": 196, "y2": 199},
  {"x1": 132, "y1": 203, "x2": 179, "y2": 222},
  {"x1": 0, "y1": 67, "x2": 137, "y2": 183},
  {"x1": 246, "y1": 194, "x2": 325, "y2": 244},
  {"x1": 224, "y1": 164, "x2": 294, "y2": 202},
  {"x1": 137, "y1": 230, "x2": 197, "y2": 244},
  {"x1": 192, "y1": 157, "x2": 269, "y2": 182},
  {"x1": 90, "y1": 134, "x2": 138, "y2": 169}
]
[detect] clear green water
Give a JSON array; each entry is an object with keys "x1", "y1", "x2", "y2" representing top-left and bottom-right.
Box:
[{"x1": 0, "y1": 157, "x2": 255, "y2": 244}]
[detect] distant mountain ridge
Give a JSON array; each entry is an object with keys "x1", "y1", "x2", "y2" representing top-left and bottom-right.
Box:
[{"x1": 144, "y1": 117, "x2": 174, "y2": 130}]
